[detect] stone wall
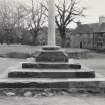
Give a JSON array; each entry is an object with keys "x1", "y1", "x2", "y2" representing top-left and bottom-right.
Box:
[{"x1": 70, "y1": 33, "x2": 93, "y2": 49}]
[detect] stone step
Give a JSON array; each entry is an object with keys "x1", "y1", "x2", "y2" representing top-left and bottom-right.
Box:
[
  {"x1": 22, "y1": 62, "x2": 81, "y2": 69},
  {"x1": 42, "y1": 46, "x2": 60, "y2": 50},
  {"x1": 8, "y1": 69, "x2": 95, "y2": 78},
  {"x1": 0, "y1": 77, "x2": 104, "y2": 88}
]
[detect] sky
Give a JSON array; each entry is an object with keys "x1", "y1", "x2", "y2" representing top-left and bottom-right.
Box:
[
  {"x1": 21, "y1": 0, "x2": 105, "y2": 23},
  {"x1": 1, "y1": 0, "x2": 105, "y2": 28},
  {"x1": 80, "y1": 0, "x2": 105, "y2": 24},
  {"x1": 26, "y1": 0, "x2": 105, "y2": 28}
]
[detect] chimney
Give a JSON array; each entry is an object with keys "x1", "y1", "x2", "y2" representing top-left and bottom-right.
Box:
[{"x1": 99, "y1": 16, "x2": 105, "y2": 24}]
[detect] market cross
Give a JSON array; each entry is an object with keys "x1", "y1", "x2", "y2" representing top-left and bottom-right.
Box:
[{"x1": 0, "y1": 0, "x2": 100, "y2": 90}]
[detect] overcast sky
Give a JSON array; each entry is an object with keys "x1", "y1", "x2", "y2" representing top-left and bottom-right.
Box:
[
  {"x1": 22, "y1": 0, "x2": 105, "y2": 23},
  {"x1": 80, "y1": 0, "x2": 105, "y2": 24},
  {"x1": 17, "y1": 0, "x2": 105, "y2": 23},
  {"x1": 1, "y1": 0, "x2": 105, "y2": 28}
]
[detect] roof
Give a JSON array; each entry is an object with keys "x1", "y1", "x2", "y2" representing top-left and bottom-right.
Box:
[{"x1": 73, "y1": 23, "x2": 105, "y2": 34}]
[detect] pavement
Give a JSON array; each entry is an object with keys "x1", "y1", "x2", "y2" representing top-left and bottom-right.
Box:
[
  {"x1": 0, "y1": 58, "x2": 24, "y2": 78},
  {"x1": 0, "y1": 57, "x2": 104, "y2": 105},
  {"x1": 0, "y1": 95, "x2": 105, "y2": 105}
]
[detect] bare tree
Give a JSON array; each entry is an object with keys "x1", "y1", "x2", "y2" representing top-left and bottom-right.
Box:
[
  {"x1": 55, "y1": 0, "x2": 85, "y2": 47},
  {"x1": 0, "y1": 0, "x2": 46, "y2": 45},
  {"x1": 0, "y1": 1, "x2": 15, "y2": 44},
  {"x1": 0, "y1": 0, "x2": 28, "y2": 44},
  {"x1": 15, "y1": 3, "x2": 29, "y2": 44},
  {"x1": 42, "y1": 0, "x2": 85, "y2": 47},
  {"x1": 27, "y1": 0, "x2": 46, "y2": 45}
]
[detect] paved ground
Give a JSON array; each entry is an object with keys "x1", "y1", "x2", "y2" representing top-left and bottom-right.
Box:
[
  {"x1": 0, "y1": 45, "x2": 88, "y2": 54},
  {"x1": 0, "y1": 53, "x2": 104, "y2": 105},
  {"x1": 0, "y1": 58, "x2": 24, "y2": 78},
  {"x1": 76, "y1": 58, "x2": 105, "y2": 76},
  {"x1": 0, "y1": 94, "x2": 105, "y2": 105}
]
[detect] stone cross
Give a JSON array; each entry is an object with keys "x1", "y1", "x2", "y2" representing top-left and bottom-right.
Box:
[{"x1": 48, "y1": 0, "x2": 56, "y2": 46}]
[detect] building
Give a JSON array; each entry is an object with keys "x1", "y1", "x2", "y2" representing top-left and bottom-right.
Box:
[{"x1": 71, "y1": 17, "x2": 105, "y2": 49}]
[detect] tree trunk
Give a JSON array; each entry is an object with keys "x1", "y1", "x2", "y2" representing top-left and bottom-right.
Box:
[
  {"x1": 59, "y1": 27, "x2": 66, "y2": 48},
  {"x1": 61, "y1": 36, "x2": 66, "y2": 48},
  {"x1": 32, "y1": 32, "x2": 38, "y2": 45}
]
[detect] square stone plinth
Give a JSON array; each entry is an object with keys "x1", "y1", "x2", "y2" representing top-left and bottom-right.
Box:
[{"x1": 34, "y1": 47, "x2": 68, "y2": 62}]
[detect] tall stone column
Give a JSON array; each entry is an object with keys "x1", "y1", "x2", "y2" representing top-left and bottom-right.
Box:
[{"x1": 48, "y1": 0, "x2": 56, "y2": 46}]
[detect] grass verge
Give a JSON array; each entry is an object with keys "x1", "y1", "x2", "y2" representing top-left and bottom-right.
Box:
[{"x1": 0, "y1": 52, "x2": 32, "y2": 59}]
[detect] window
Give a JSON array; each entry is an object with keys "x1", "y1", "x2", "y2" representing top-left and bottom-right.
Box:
[
  {"x1": 100, "y1": 34, "x2": 103, "y2": 37},
  {"x1": 97, "y1": 42, "x2": 103, "y2": 48}
]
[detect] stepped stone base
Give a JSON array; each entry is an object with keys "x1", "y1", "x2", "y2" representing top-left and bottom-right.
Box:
[
  {"x1": 5, "y1": 46, "x2": 98, "y2": 89},
  {"x1": 8, "y1": 69, "x2": 95, "y2": 78},
  {"x1": 22, "y1": 62, "x2": 81, "y2": 69},
  {"x1": 7, "y1": 46, "x2": 96, "y2": 81},
  {"x1": 0, "y1": 78, "x2": 104, "y2": 88}
]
